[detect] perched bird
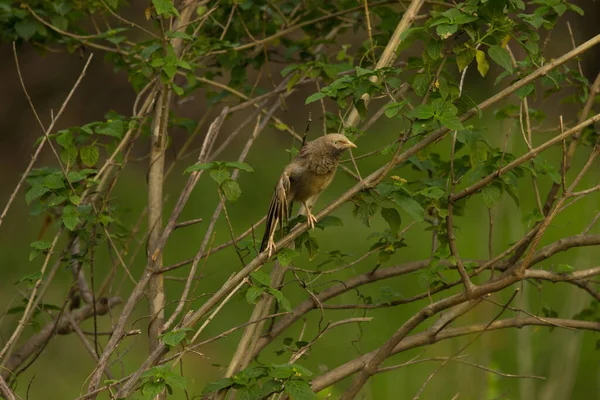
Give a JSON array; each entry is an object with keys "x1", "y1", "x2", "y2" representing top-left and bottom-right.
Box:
[{"x1": 260, "y1": 133, "x2": 357, "y2": 256}]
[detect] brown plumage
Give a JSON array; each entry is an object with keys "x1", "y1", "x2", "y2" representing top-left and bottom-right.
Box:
[{"x1": 260, "y1": 133, "x2": 357, "y2": 256}]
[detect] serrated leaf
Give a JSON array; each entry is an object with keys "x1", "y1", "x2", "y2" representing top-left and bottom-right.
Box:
[
  {"x1": 15, "y1": 20, "x2": 39, "y2": 40},
  {"x1": 62, "y1": 205, "x2": 80, "y2": 231},
  {"x1": 48, "y1": 195, "x2": 67, "y2": 207},
  {"x1": 456, "y1": 48, "x2": 476, "y2": 72},
  {"x1": 25, "y1": 185, "x2": 50, "y2": 204},
  {"x1": 96, "y1": 120, "x2": 124, "y2": 138},
  {"x1": 284, "y1": 379, "x2": 316, "y2": 400},
  {"x1": 436, "y1": 24, "x2": 457, "y2": 39},
  {"x1": 246, "y1": 287, "x2": 264, "y2": 304},
  {"x1": 380, "y1": 207, "x2": 401, "y2": 234},
  {"x1": 210, "y1": 169, "x2": 230, "y2": 185},
  {"x1": 268, "y1": 288, "x2": 291, "y2": 311},
  {"x1": 353, "y1": 201, "x2": 379, "y2": 227},
  {"x1": 44, "y1": 174, "x2": 65, "y2": 189},
  {"x1": 160, "y1": 329, "x2": 190, "y2": 347},
  {"x1": 224, "y1": 161, "x2": 254, "y2": 172},
  {"x1": 488, "y1": 46, "x2": 513, "y2": 72},
  {"x1": 475, "y1": 50, "x2": 490, "y2": 77},
  {"x1": 277, "y1": 248, "x2": 299, "y2": 267},
  {"x1": 221, "y1": 179, "x2": 241, "y2": 202},
  {"x1": 80, "y1": 145, "x2": 99, "y2": 167},
  {"x1": 418, "y1": 187, "x2": 446, "y2": 199},
  {"x1": 315, "y1": 215, "x2": 343, "y2": 230},
  {"x1": 250, "y1": 270, "x2": 271, "y2": 287},
  {"x1": 394, "y1": 195, "x2": 425, "y2": 222},
  {"x1": 142, "y1": 381, "x2": 165, "y2": 398},
  {"x1": 304, "y1": 237, "x2": 319, "y2": 261},
  {"x1": 152, "y1": 0, "x2": 180, "y2": 17},
  {"x1": 412, "y1": 74, "x2": 430, "y2": 97},
  {"x1": 410, "y1": 104, "x2": 435, "y2": 120},
  {"x1": 481, "y1": 184, "x2": 503, "y2": 208},
  {"x1": 30, "y1": 240, "x2": 52, "y2": 250},
  {"x1": 516, "y1": 83, "x2": 535, "y2": 99},
  {"x1": 438, "y1": 111, "x2": 463, "y2": 131}
]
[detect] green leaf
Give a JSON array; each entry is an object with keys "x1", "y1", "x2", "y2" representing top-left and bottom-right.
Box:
[
  {"x1": 184, "y1": 162, "x2": 215, "y2": 173},
  {"x1": 96, "y1": 120, "x2": 124, "y2": 138},
  {"x1": 69, "y1": 195, "x2": 81, "y2": 205},
  {"x1": 250, "y1": 271, "x2": 271, "y2": 287},
  {"x1": 353, "y1": 201, "x2": 379, "y2": 227},
  {"x1": 48, "y1": 195, "x2": 67, "y2": 207},
  {"x1": 202, "y1": 378, "x2": 234, "y2": 394},
  {"x1": 554, "y1": 263, "x2": 574, "y2": 274},
  {"x1": 395, "y1": 196, "x2": 425, "y2": 222},
  {"x1": 456, "y1": 48, "x2": 476, "y2": 72},
  {"x1": 210, "y1": 169, "x2": 230, "y2": 185},
  {"x1": 481, "y1": 184, "x2": 503, "y2": 208},
  {"x1": 224, "y1": 161, "x2": 254, "y2": 172},
  {"x1": 44, "y1": 174, "x2": 65, "y2": 189},
  {"x1": 475, "y1": 50, "x2": 490, "y2": 77},
  {"x1": 380, "y1": 207, "x2": 402, "y2": 233},
  {"x1": 516, "y1": 83, "x2": 535, "y2": 99},
  {"x1": 412, "y1": 74, "x2": 430, "y2": 97},
  {"x1": 488, "y1": 46, "x2": 513, "y2": 72},
  {"x1": 305, "y1": 92, "x2": 326, "y2": 104},
  {"x1": 410, "y1": 104, "x2": 435, "y2": 120},
  {"x1": 238, "y1": 385, "x2": 262, "y2": 400},
  {"x1": 304, "y1": 237, "x2": 319, "y2": 261},
  {"x1": 80, "y1": 145, "x2": 100, "y2": 167},
  {"x1": 246, "y1": 287, "x2": 264, "y2": 304},
  {"x1": 438, "y1": 111, "x2": 463, "y2": 131},
  {"x1": 221, "y1": 179, "x2": 241, "y2": 202},
  {"x1": 436, "y1": 24, "x2": 458, "y2": 39},
  {"x1": 15, "y1": 20, "x2": 39, "y2": 40},
  {"x1": 315, "y1": 215, "x2": 343, "y2": 229},
  {"x1": 152, "y1": 0, "x2": 180, "y2": 17},
  {"x1": 30, "y1": 240, "x2": 52, "y2": 250},
  {"x1": 26, "y1": 185, "x2": 50, "y2": 204},
  {"x1": 284, "y1": 379, "x2": 316, "y2": 400},
  {"x1": 418, "y1": 187, "x2": 446, "y2": 199},
  {"x1": 277, "y1": 248, "x2": 299, "y2": 267},
  {"x1": 142, "y1": 381, "x2": 165, "y2": 398},
  {"x1": 62, "y1": 205, "x2": 80, "y2": 231},
  {"x1": 160, "y1": 329, "x2": 191, "y2": 347},
  {"x1": 355, "y1": 66, "x2": 373, "y2": 76},
  {"x1": 268, "y1": 288, "x2": 292, "y2": 312}
]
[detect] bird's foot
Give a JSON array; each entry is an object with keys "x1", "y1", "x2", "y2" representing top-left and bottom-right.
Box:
[
  {"x1": 306, "y1": 211, "x2": 318, "y2": 230},
  {"x1": 265, "y1": 237, "x2": 277, "y2": 258}
]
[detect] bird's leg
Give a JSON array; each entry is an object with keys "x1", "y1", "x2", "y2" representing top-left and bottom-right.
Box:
[
  {"x1": 302, "y1": 201, "x2": 318, "y2": 230},
  {"x1": 265, "y1": 236, "x2": 277, "y2": 258}
]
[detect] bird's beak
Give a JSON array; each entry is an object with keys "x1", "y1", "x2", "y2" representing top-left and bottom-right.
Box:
[{"x1": 346, "y1": 140, "x2": 357, "y2": 149}]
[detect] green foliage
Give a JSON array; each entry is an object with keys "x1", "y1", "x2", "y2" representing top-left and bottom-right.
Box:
[
  {"x1": 246, "y1": 270, "x2": 292, "y2": 312},
  {"x1": 185, "y1": 161, "x2": 254, "y2": 203},
  {"x1": 140, "y1": 365, "x2": 186, "y2": 398},
  {"x1": 203, "y1": 363, "x2": 314, "y2": 399}
]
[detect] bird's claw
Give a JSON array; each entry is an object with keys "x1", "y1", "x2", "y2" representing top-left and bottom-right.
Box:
[{"x1": 306, "y1": 212, "x2": 318, "y2": 230}]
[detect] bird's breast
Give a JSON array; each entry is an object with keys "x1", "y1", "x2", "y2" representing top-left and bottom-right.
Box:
[{"x1": 290, "y1": 169, "x2": 336, "y2": 202}]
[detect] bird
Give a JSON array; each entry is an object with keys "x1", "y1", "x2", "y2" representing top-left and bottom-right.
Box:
[{"x1": 260, "y1": 133, "x2": 357, "y2": 257}]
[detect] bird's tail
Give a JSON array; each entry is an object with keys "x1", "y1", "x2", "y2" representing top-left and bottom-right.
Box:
[{"x1": 260, "y1": 187, "x2": 289, "y2": 253}]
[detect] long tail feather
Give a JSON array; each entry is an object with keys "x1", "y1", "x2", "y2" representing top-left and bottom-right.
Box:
[{"x1": 260, "y1": 186, "x2": 289, "y2": 253}]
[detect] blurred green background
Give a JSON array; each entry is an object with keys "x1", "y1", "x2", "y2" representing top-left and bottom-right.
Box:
[{"x1": 0, "y1": 1, "x2": 599, "y2": 399}]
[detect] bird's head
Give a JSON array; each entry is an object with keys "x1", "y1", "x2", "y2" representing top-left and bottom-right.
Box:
[{"x1": 323, "y1": 133, "x2": 357, "y2": 152}]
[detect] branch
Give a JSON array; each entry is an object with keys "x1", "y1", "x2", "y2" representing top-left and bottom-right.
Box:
[{"x1": 312, "y1": 317, "x2": 600, "y2": 393}]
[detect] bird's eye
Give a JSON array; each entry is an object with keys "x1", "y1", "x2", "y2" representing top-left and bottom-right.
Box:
[{"x1": 333, "y1": 140, "x2": 338, "y2": 144}]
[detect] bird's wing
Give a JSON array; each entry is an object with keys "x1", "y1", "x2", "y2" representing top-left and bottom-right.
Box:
[{"x1": 260, "y1": 168, "x2": 292, "y2": 252}]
